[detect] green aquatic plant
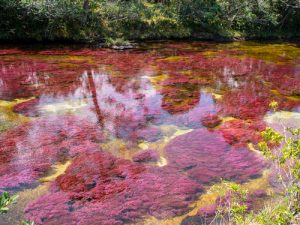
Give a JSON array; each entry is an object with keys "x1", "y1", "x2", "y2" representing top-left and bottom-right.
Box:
[
  {"x1": 269, "y1": 100, "x2": 279, "y2": 112},
  {"x1": 0, "y1": 192, "x2": 35, "y2": 225},
  {"x1": 0, "y1": 192, "x2": 18, "y2": 214},
  {"x1": 21, "y1": 221, "x2": 34, "y2": 225}
]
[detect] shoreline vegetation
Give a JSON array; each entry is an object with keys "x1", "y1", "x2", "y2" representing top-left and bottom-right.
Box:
[{"x1": 1, "y1": 0, "x2": 300, "y2": 46}]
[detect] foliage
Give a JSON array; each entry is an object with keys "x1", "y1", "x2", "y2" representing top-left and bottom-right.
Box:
[
  {"x1": 0, "y1": 192, "x2": 18, "y2": 214},
  {"x1": 215, "y1": 126, "x2": 300, "y2": 224},
  {"x1": 21, "y1": 221, "x2": 35, "y2": 225},
  {"x1": 214, "y1": 182, "x2": 249, "y2": 224},
  {"x1": 0, "y1": 0, "x2": 299, "y2": 42},
  {"x1": 258, "y1": 126, "x2": 300, "y2": 207},
  {"x1": 213, "y1": 100, "x2": 300, "y2": 224},
  {"x1": 0, "y1": 192, "x2": 35, "y2": 225},
  {"x1": 253, "y1": 101, "x2": 299, "y2": 224},
  {"x1": 269, "y1": 100, "x2": 279, "y2": 111},
  {"x1": 251, "y1": 125, "x2": 300, "y2": 224},
  {"x1": 104, "y1": 37, "x2": 131, "y2": 47},
  {"x1": 254, "y1": 199, "x2": 294, "y2": 225}
]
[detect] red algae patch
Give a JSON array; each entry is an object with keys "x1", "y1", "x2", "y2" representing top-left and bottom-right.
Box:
[
  {"x1": 165, "y1": 129, "x2": 266, "y2": 184},
  {"x1": 0, "y1": 115, "x2": 104, "y2": 191},
  {"x1": 219, "y1": 119, "x2": 266, "y2": 147},
  {"x1": 132, "y1": 149, "x2": 160, "y2": 162},
  {"x1": 201, "y1": 114, "x2": 222, "y2": 128},
  {"x1": 0, "y1": 57, "x2": 85, "y2": 100},
  {"x1": 12, "y1": 98, "x2": 40, "y2": 117},
  {"x1": 130, "y1": 126, "x2": 163, "y2": 142},
  {"x1": 218, "y1": 86, "x2": 271, "y2": 120},
  {"x1": 25, "y1": 152, "x2": 202, "y2": 225}
]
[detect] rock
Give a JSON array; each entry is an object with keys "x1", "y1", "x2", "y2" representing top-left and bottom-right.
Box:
[{"x1": 111, "y1": 44, "x2": 134, "y2": 50}]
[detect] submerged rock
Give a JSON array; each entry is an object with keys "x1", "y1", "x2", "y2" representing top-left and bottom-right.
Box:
[{"x1": 265, "y1": 111, "x2": 300, "y2": 132}]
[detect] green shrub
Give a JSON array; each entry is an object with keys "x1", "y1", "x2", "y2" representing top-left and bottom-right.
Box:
[
  {"x1": 0, "y1": 192, "x2": 18, "y2": 214},
  {"x1": 1, "y1": 0, "x2": 299, "y2": 42}
]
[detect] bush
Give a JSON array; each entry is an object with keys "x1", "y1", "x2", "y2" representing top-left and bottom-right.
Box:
[
  {"x1": 0, "y1": 192, "x2": 18, "y2": 214},
  {"x1": 1, "y1": 0, "x2": 299, "y2": 42}
]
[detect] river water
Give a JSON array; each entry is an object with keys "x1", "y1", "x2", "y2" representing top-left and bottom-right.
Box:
[{"x1": 0, "y1": 41, "x2": 299, "y2": 225}]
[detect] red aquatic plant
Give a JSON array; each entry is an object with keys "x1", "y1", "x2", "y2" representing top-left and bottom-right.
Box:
[
  {"x1": 163, "y1": 92, "x2": 217, "y2": 129},
  {"x1": 0, "y1": 57, "x2": 85, "y2": 100},
  {"x1": 12, "y1": 99, "x2": 40, "y2": 117},
  {"x1": 165, "y1": 129, "x2": 266, "y2": 184},
  {"x1": 218, "y1": 86, "x2": 271, "y2": 120},
  {"x1": 0, "y1": 116, "x2": 104, "y2": 191},
  {"x1": 25, "y1": 151, "x2": 202, "y2": 225},
  {"x1": 160, "y1": 83, "x2": 200, "y2": 114},
  {"x1": 219, "y1": 119, "x2": 266, "y2": 147},
  {"x1": 130, "y1": 126, "x2": 163, "y2": 142},
  {"x1": 132, "y1": 149, "x2": 160, "y2": 163},
  {"x1": 201, "y1": 114, "x2": 222, "y2": 128},
  {"x1": 261, "y1": 64, "x2": 300, "y2": 96}
]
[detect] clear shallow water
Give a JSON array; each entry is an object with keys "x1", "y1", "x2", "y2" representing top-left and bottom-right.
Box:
[{"x1": 0, "y1": 41, "x2": 299, "y2": 225}]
